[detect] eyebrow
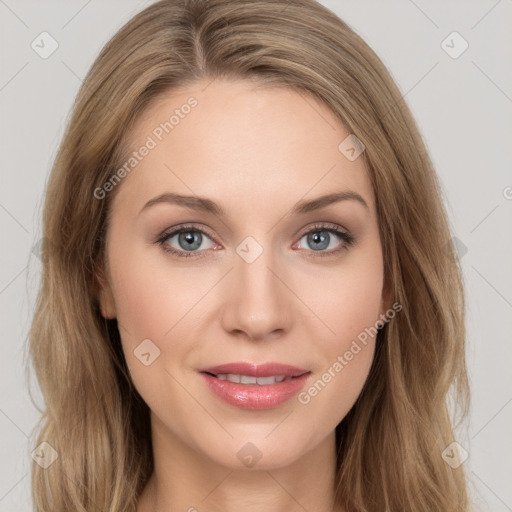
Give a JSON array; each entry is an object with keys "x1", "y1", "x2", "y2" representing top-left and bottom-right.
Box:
[{"x1": 139, "y1": 190, "x2": 369, "y2": 217}]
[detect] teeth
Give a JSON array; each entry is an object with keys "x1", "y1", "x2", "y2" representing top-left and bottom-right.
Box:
[
  {"x1": 256, "y1": 376, "x2": 280, "y2": 385},
  {"x1": 216, "y1": 374, "x2": 289, "y2": 385}
]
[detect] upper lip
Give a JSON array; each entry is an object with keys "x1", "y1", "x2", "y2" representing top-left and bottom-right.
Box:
[{"x1": 199, "y1": 362, "x2": 310, "y2": 378}]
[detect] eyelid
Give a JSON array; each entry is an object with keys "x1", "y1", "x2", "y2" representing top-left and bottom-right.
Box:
[
  {"x1": 164, "y1": 223, "x2": 217, "y2": 241},
  {"x1": 295, "y1": 221, "x2": 348, "y2": 238}
]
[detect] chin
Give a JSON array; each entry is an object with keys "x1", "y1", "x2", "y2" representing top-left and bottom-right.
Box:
[{"x1": 193, "y1": 428, "x2": 317, "y2": 471}]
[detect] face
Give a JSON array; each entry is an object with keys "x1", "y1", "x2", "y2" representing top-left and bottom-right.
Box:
[{"x1": 98, "y1": 78, "x2": 390, "y2": 470}]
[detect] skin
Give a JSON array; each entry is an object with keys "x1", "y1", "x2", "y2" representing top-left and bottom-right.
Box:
[{"x1": 97, "y1": 78, "x2": 391, "y2": 512}]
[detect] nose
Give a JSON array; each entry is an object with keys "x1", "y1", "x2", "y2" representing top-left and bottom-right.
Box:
[{"x1": 220, "y1": 241, "x2": 294, "y2": 342}]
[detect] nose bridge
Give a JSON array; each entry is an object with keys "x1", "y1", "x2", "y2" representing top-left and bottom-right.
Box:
[
  {"x1": 234, "y1": 234, "x2": 282, "y2": 303},
  {"x1": 220, "y1": 234, "x2": 292, "y2": 339}
]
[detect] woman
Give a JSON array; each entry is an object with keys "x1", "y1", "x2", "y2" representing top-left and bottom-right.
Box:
[{"x1": 28, "y1": 0, "x2": 470, "y2": 510}]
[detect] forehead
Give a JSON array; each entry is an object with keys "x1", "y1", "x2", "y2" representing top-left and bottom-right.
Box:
[{"x1": 112, "y1": 78, "x2": 375, "y2": 217}]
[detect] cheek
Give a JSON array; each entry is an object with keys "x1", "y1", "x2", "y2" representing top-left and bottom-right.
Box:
[
  {"x1": 297, "y1": 250, "x2": 383, "y2": 413},
  {"x1": 297, "y1": 265, "x2": 381, "y2": 425},
  {"x1": 305, "y1": 250, "x2": 384, "y2": 346},
  {"x1": 108, "y1": 246, "x2": 222, "y2": 393},
  {"x1": 109, "y1": 253, "x2": 193, "y2": 415},
  {"x1": 109, "y1": 247, "x2": 206, "y2": 342}
]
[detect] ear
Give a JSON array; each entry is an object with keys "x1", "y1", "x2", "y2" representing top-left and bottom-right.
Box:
[{"x1": 95, "y1": 264, "x2": 116, "y2": 319}]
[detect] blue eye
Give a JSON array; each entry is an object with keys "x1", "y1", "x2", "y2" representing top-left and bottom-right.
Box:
[
  {"x1": 157, "y1": 225, "x2": 216, "y2": 258},
  {"x1": 156, "y1": 223, "x2": 355, "y2": 259},
  {"x1": 296, "y1": 225, "x2": 354, "y2": 254}
]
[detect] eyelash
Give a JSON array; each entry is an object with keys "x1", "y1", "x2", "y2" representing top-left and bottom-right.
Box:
[{"x1": 155, "y1": 222, "x2": 356, "y2": 259}]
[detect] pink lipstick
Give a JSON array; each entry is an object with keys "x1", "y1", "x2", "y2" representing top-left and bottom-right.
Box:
[{"x1": 198, "y1": 362, "x2": 311, "y2": 410}]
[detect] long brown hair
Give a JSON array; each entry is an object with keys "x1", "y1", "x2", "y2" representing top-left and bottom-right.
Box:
[{"x1": 27, "y1": 0, "x2": 470, "y2": 510}]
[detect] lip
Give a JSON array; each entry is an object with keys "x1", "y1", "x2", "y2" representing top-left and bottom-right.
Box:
[
  {"x1": 198, "y1": 362, "x2": 311, "y2": 410},
  {"x1": 198, "y1": 362, "x2": 309, "y2": 378}
]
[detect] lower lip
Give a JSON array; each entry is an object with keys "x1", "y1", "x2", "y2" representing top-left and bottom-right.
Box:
[{"x1": 200, "y1": 372, "x2": 311, "y2": 410}]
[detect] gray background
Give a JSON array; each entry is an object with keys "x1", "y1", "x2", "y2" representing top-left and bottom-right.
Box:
[{"x1": 1, "y1": 0, "x2": 511, "y2": 510}]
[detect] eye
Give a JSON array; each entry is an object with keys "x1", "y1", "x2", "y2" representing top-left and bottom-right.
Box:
[
  {"x1": 156, "y1": 225, "x2": 217, "y2": 258},
  {"x1": 155, "y1": 222, "x2": 355, "y2": 259},
  {"x1": 294, "y1": 223, "x2": 355, "y2": 257}
]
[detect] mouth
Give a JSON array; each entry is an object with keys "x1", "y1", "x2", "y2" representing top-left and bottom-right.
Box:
[
  {"x1": 198, "y1": 362, "x2": 311, "y2": 410},
  {"x1": 202, "y1": 373, "x2": 296, "y2": 385}
]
